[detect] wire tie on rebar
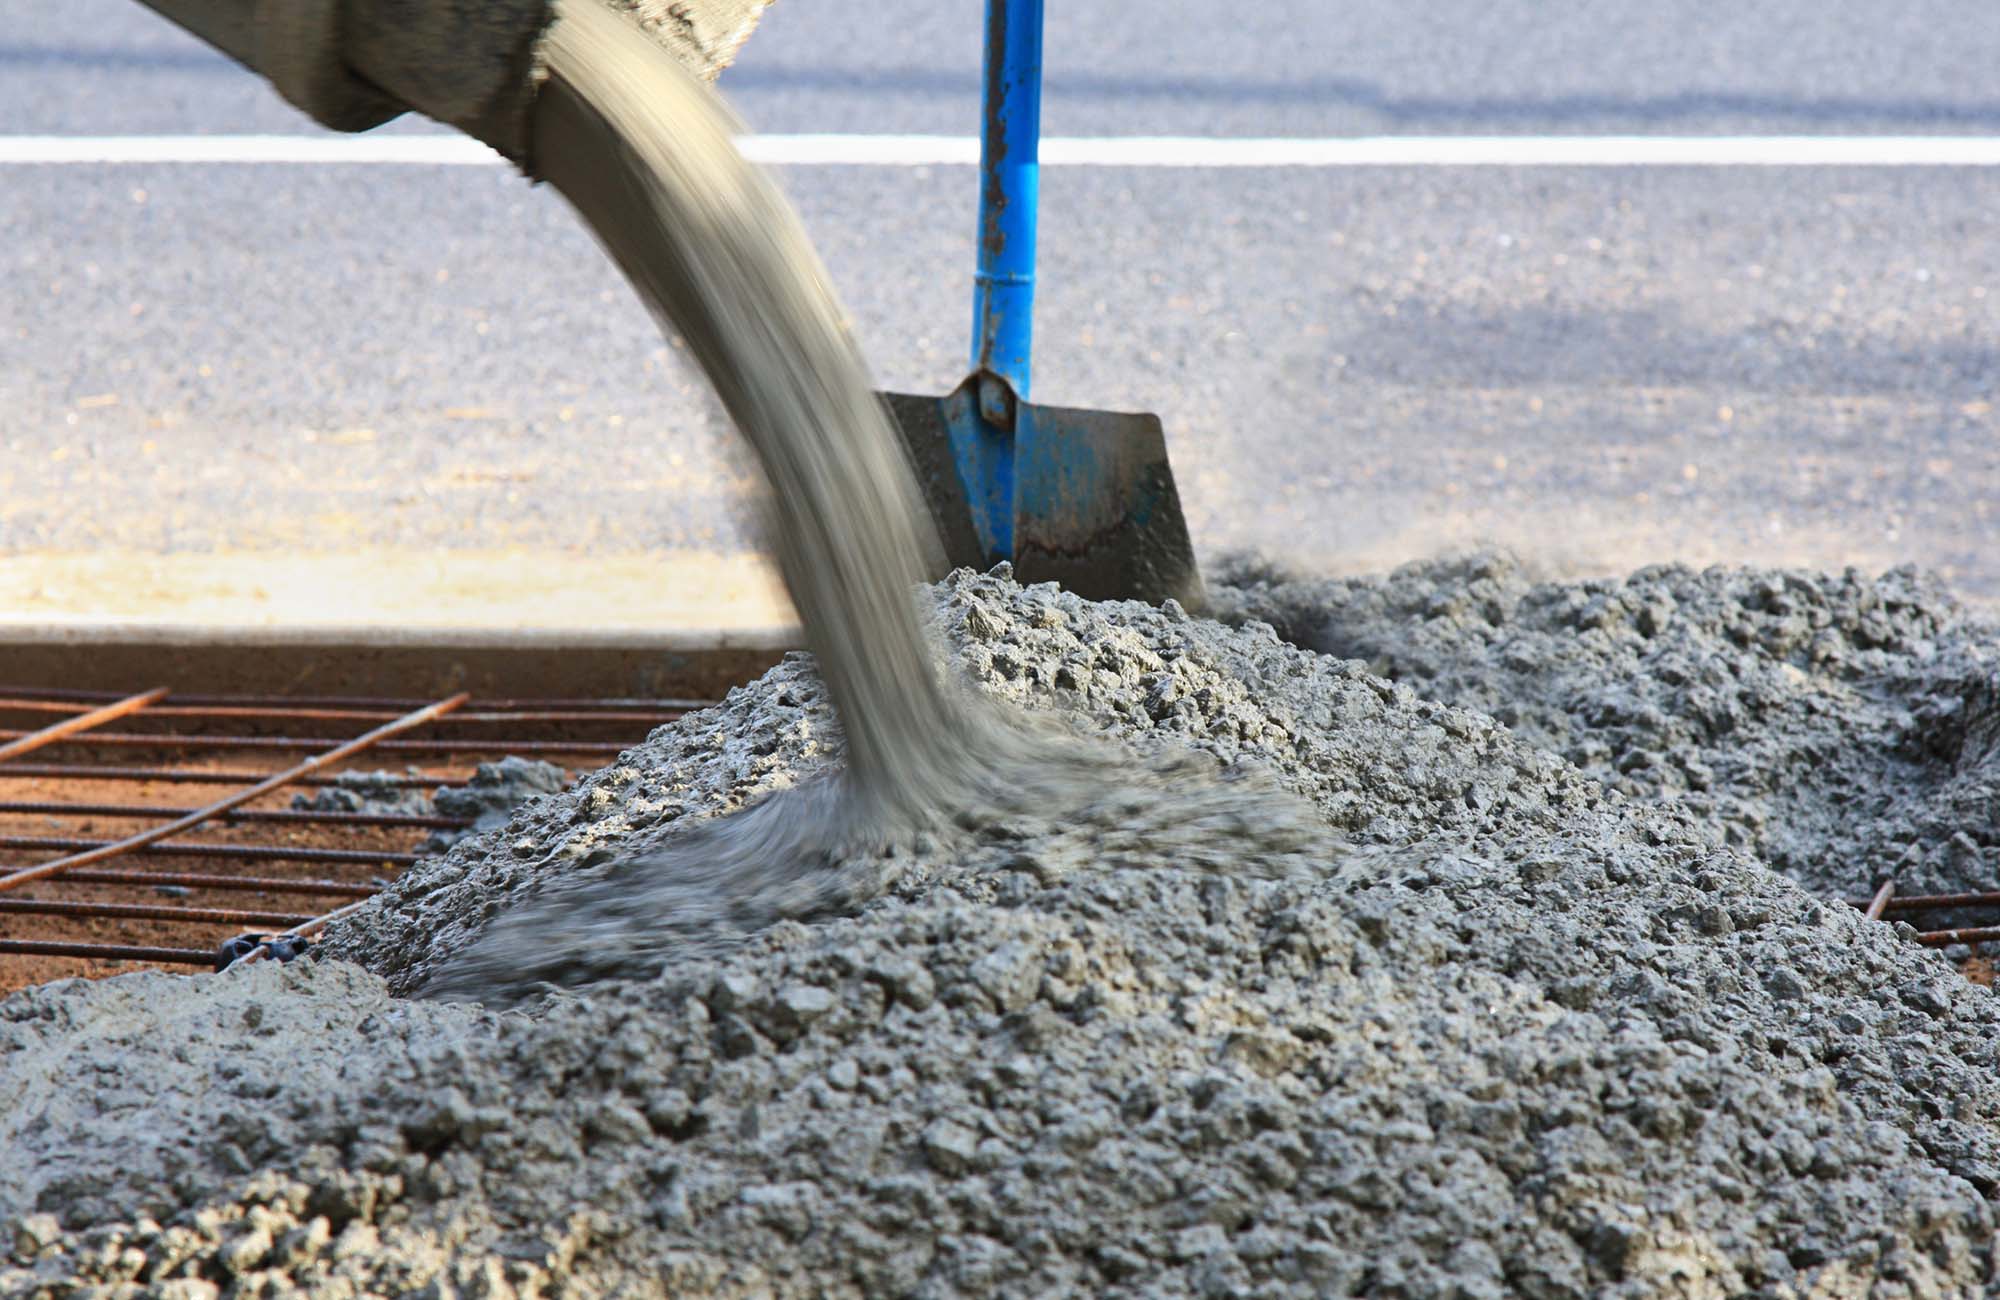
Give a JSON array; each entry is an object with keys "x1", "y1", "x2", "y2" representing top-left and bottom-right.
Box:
[
  {"x1": 214, "y1": 931, "x2": 315, "y2": 972},
  {"x1": 213, "y1": 934, "x2": 264, "y2": 972}
]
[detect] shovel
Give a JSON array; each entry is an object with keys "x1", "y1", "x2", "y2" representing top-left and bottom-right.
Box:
[{"x1": 882, "y1": 0, "x2": 1205, "y2": 610}]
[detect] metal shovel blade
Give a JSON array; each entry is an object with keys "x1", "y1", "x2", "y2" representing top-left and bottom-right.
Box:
[{"x1": 881, "y1": 376, "x2": 1206, "y2": 610}]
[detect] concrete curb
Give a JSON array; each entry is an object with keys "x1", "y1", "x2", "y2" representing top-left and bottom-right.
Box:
[{"x1": 0, "y1": 621, "x2": 801, "y2": 700}]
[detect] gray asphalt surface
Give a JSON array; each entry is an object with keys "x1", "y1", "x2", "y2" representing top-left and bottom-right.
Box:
[{"x1": 3, "y1": 0, "x2": 1998, "y2": 605}]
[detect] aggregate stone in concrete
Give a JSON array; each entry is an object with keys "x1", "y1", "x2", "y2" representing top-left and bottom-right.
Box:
[{"x1": 5, "y1": 566, "x2": 2000, "y2": 1298}]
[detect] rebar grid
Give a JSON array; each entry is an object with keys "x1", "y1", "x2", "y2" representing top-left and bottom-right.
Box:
[
  {"x1": 0, "y1": 729, "x2": 624, "y2": 757},
  {"x1": 0, "y1": 801, "x2": 466, "y2": 829},
  {"x1": 0, "y1": 684, "x2": 714, "y2": 979},
  {"x1": 1, "y1": 686, "x2": 708, "y2": 711},
  {"x1": 0, "y1": 764, "x2": 451, "y2": 786}
]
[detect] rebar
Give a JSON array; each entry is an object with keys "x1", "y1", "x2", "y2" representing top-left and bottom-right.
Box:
[
  {"x1": 55, "y1": 867, "x2": 379, "y2": 896},
  {"x1": 1849, "y1": 889, "x2": 2000, "y2": 915},
  {"x1": 0, "y1": 686, "x2": 712, "y2": 712},
  {"x1": 0, "y1": 800, "x2": 467, "y2": 829},
  {"x1": 0, "y1": 938, "x2": 212, "y2": 965},
  {"x1": 0, "y1": 693, "x2": 469, "y2": 894},
  {"x1": 0, "y1": 699, "x2": 686, "y2": 725},
  {"x1": 0, "y1": 730, "x2": 617, "y2": 757},
  {"x1": 1915, "y1": 926, "x2": 2000, "y2": 948},
  {"x1": 0, "y1": 685, "x2": 719, "y2": 984},
  {"x1": 0, "y1": 835, "x2": 417, "y2": 866},
  {"x1": 0, "y1": 764, "x2": 457, "y2": 787},
  {"x1": 0, "y1": 898, "x2": 315, "y2": 927},
  {"x1": 1864, "y1": 880, "x2": 1896, "y2": 922},
  {"x1": 221, "y1": 895, "x2": 375, "y2": 972},
  {"x1": 0, "y1": 687, "x2": 169, "y2": 764}
]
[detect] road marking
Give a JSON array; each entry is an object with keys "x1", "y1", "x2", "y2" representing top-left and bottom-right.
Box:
[{"x1": 5, "y1": 133, "x2": 2000, "y2": 168}]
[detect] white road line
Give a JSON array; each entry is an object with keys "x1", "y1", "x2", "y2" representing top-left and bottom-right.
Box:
[{"x1": 4, "y1": 133, "x2": 2000, "y2": 168}]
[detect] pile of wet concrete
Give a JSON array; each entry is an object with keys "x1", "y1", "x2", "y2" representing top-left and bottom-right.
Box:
[
  {"x1": 5, "y1": 560, "x2": 2000, "y2": 1298},
  {"x1": 1217, "y1": 552, "x2": 2000, "y2": 901}
]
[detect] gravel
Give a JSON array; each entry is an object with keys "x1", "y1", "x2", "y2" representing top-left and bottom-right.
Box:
[
  {"x1": 290, "y1": 759, "x2": 570, "y2": 855},
  {"x1": 5, "y1": 564, "x2": 2000, "y2": 1298},
  {"x1": 289, "y1": 771, "x2": 434, "y2": 820},
  {"x1": 426, "y1": 757, "x2": 571, "y2": 853}
]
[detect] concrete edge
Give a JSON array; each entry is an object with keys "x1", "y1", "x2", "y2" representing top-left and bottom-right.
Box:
[
  {"x1": 0, "y1": 621, "x2": 807, "y2": 701},
  {"x1": 0, "y1": 619, "x2": 804, "y2": 652}
]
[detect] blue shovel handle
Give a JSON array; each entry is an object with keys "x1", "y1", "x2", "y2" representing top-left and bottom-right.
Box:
[{"x1": 971, "y1": 0, "x2": 1042, "y2": 409}]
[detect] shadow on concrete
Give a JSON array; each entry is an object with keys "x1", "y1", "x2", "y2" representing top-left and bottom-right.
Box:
[{"x1": 1333, "y1": 302, "x2": 2000, "y2": 397}]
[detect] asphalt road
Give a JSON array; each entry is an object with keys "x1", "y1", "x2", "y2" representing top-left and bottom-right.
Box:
[{"x1": 4, "y1": 0, "x2": 1998, "y2": 620}]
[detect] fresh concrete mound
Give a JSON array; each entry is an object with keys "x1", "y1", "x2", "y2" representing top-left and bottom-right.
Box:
[
  {"x1": 7, "y1": 566, "x2": 2000, "y2": 1298},
  {"x1": 1219, "y1": 552, "x2": 2000, "y2": 901}
]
